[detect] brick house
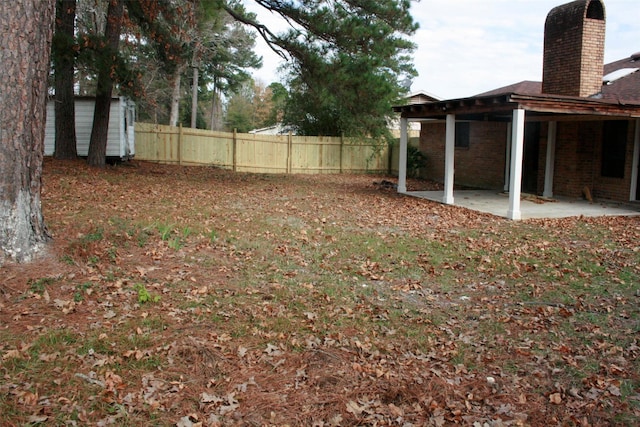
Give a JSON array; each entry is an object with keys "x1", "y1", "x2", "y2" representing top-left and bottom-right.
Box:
[{"x1": 393, "y1": 0, "x2": 640, "y2": 219}]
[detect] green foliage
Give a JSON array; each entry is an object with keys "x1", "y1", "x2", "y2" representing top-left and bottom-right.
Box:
[
  {"x1": 74, "y1": 282, "x2": 93, "y2": 302},
  {"x1": 179, "y1": 94, "x2": 208, "y2": 129},
  {"x1": 225, "y1": 85, "x2": 256, "y2": 132},
  {"x1": 406, "y1": 145, "x2": 427, "y2": 178},
  {"x1": 133, "y1": 283, "x2": 160, "y2": 304},
  {"x1": 83, "y1": 228, "x2": 104, "y2": 243},
  {"x1": 66, "y1": 0, "x2": 260, "y2": 128},
  {"x1": 265, "y1": 82, "x2": 288, "y2": 126},
  {"x1": 201, "y1": 8, "x2": 262, "y2": 96},
  {"x1": 28, "y1": 277, "x2": 57, "y2": 295},
  {"x1": 227, "y1": 0, "x2": 418, "y2": 138},
  {"x1": 224, "y1": 80, "x2": 284, "y2": 132},
  {"x1": 157, "y1": 223, "x2": 173, "y2": 241},
  {"x1": 168, "y1": 237, "x2": 184, "y2": 251}
]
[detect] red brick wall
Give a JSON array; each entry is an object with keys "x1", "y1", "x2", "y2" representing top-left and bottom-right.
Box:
[
  {"x1": 580, "y1": 19, "x2": 606, "y2": 97},
  {"x1": 536, "y1": 122, "x2": 550, "y2": 195},
  {"x1": 420, "y1": 123, "x2": 446, "y2": 181},
  {"x1": 419, "y1": 119, "x2": 637, "y2": 202},
  {"x1": 553, "y1": 122, "x2": 598, "y2": 197},
  {"x1": 420, "y1": 121, "x2": 507, "y2": 190},
  {"x1": 542, "y1": 1, "x2": 605, "y2": 97},
  {"x1": 535, "y1": 120, "x2": 635, "y2": 201},
  {"x1": 592, "y1": 121, "x2": 636, "y2": 201}
]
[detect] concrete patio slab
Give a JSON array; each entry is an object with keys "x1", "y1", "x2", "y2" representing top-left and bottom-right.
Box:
[{"x1": 406, "y1": 190, "x2": 640, "y2": 220}]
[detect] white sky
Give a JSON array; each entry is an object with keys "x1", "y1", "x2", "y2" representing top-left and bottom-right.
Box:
[{"x1": 245, "y1": 0, "x2": 639, "y2": 100}]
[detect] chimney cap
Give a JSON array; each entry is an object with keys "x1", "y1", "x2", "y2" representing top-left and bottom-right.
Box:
[{"x1": 631, "y1": 52, "x2": 640, "y2": 62}]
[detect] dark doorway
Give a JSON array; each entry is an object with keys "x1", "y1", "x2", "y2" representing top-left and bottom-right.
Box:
[{"x1": 522, "y1": 122, "x2": 540, "y2": 194}]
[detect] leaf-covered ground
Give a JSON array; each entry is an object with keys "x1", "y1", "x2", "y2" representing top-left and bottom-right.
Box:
[{"x1": 1, "y1": 159, "x2": 639, "y2": 426}]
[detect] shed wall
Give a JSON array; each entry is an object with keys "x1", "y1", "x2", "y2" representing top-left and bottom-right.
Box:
[{"x1": 45, "y1": 98, "x2": 134, "y2": 158}]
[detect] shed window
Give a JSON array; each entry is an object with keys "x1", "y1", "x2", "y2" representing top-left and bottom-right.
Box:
[
  {"x1": 601, "y1": 121, "x2": 627, "y2": 178},
  {"x1": 455, "y1": 122, "x2": 470, "y2": 148}
]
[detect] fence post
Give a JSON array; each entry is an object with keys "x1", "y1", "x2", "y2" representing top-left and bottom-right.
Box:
[
  {"x1": 155, "y1": 124, "x2": 160, "y2": 161},
  {"x1": 340, "y1": 134, "x2": 344, "y2": 173},
  {"x1": 287, "y1": 132, "x2": 293, "y2": 174},
  {"x1": 233, "y1": 128, "x2": 237, "y2": 172},
  {"x1": 388, "y1": 140, "x2": 394, "y2": 175},
  {"x1": 178, "y1": 124, "x2": 183, "y2": 165}
]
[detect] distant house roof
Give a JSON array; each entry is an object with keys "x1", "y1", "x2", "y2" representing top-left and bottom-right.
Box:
[
  {"x1": 405, "y1": 91, "x2": 442, "y2": 104},
  {"x1": 248, "y1": 124, "x2": 295, "y2": 135},
  {"x1": 473, "y1": 53, "x2": 640, "y2": 103}
]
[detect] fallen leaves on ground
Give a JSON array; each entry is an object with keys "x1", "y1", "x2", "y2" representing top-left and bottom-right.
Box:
[{"x1": 0, "y1": 158, "x2": 638, "y2": 426}]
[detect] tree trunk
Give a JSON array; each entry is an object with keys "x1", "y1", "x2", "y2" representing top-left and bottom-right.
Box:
[
  {"x1": 210, "y1": 85, "x2": 223, "y2": 131},
  {"x1": 53, "y1": 0, "x2": 78, "y2": 160},
  {"x1": 0, "y1": 0, "x2": 54, "y2": 264},
  {"x1": 169, "y1": 63, "x2": 186, "y2": 127},
  {"x1": 87, "y1": 0, "x2": 123, "y2": 167},
  {"x1": 191, "y1": 66, "x2": 199, "y2": 129},
  {"x1": 210, "y1": 84, "x2": 216, "y2": 130}
]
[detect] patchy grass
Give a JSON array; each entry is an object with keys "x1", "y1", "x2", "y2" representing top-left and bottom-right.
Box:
[{"x1": 0, "y1": 158, "x2": 639, "y2": 426}]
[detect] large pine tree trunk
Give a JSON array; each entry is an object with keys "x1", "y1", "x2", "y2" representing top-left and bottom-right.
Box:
[
  {"x1": 53, "y1": 0, "x2": 78, "y2": 160},
  {"x1": 87, "y1": 0, "x2": 123, "y2": 167},
  {"x1": 0, "y1": 0, "x2": 54, "y2": 264}
]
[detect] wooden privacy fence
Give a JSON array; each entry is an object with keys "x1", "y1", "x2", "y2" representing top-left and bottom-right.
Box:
[{"x1": 135, "y1": 123, "x2": 405, "y2": 175}]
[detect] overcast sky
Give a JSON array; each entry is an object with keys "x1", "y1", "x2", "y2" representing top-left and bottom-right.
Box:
[{"x1": 245, "y1": 0, "x2": 639, "y2": 100}]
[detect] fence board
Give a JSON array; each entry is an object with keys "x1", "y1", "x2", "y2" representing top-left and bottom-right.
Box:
[{"x1": 134, "y1": 123, "x2": 404, "y2": 175}]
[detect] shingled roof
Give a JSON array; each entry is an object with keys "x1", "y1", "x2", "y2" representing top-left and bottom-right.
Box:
[
  {"x1": 601, "y1": 53, "x2": 640, "y2": 103},
  {"x1": 473, "y1": 53, "x2": 640, "y2": 103}
]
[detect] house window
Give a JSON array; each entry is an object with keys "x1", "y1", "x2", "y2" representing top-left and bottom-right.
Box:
[
  {"x1": 601, "y1": 121, "x2": 627, "y2": 178},
  {"x1": 455, "y1": 122, "x2": 470, "y2": 148}
]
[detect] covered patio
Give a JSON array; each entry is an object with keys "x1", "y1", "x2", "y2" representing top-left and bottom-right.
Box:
[
  {"x1": 394, "y1": 92, "x2": 640, "y2": 220},
  {"x1": 407, "y1": 189, "x2": 640, "y2": 220}
]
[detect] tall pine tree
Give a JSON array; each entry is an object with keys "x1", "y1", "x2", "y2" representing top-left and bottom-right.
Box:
[
  {"x1": 0, "y1": 0, "x2": 54, "y2": 263},
  {"x1": 53, "y1": 0, "x2": 78, "y2": 160},
  {"x1": 226, "y1": 0, "x2": 418, "y2": 138}
]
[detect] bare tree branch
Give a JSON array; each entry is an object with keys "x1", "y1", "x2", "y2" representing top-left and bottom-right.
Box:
[{"x1": 223, "y1": 4, "x2": 288, "y2": 60}]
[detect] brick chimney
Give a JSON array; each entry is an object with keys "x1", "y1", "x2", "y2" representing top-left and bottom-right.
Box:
[{"x1": 542, "y1": 0, "x2": 606, "y2": 97}]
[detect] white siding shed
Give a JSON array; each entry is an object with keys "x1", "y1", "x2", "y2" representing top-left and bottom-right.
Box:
[{"x1": 44, "y1": 96, "x2": 135, "y2": 160}]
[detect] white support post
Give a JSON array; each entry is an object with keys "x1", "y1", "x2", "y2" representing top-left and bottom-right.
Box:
[
  {"x1": 504, "y1": 123, "x2": 512, "y2": 192},
  {"x1": 443, "y1": 114, "x2": 455, "y2": 204},
  {"x1": 543, "y1": 121, "x2": 557, "y2": 198},
  {"x1": 630, "y1": 119, "x2": 640, "y2": 201},
  {"x1": 507, "y1": 109, "x2": 525, "y2": 220},
  {"x1": 397, "y1": 117, "x2": 408, "y2": 193}
]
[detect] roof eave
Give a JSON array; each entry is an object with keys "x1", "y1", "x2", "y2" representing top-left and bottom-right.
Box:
[{"x1": 393, "y1": 92, "x2": 640, "y2": 120}]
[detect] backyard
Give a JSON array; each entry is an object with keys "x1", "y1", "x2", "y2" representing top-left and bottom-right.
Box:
[{"x1": 1, "y1": 158, "x2": 639, "y2": 426}]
